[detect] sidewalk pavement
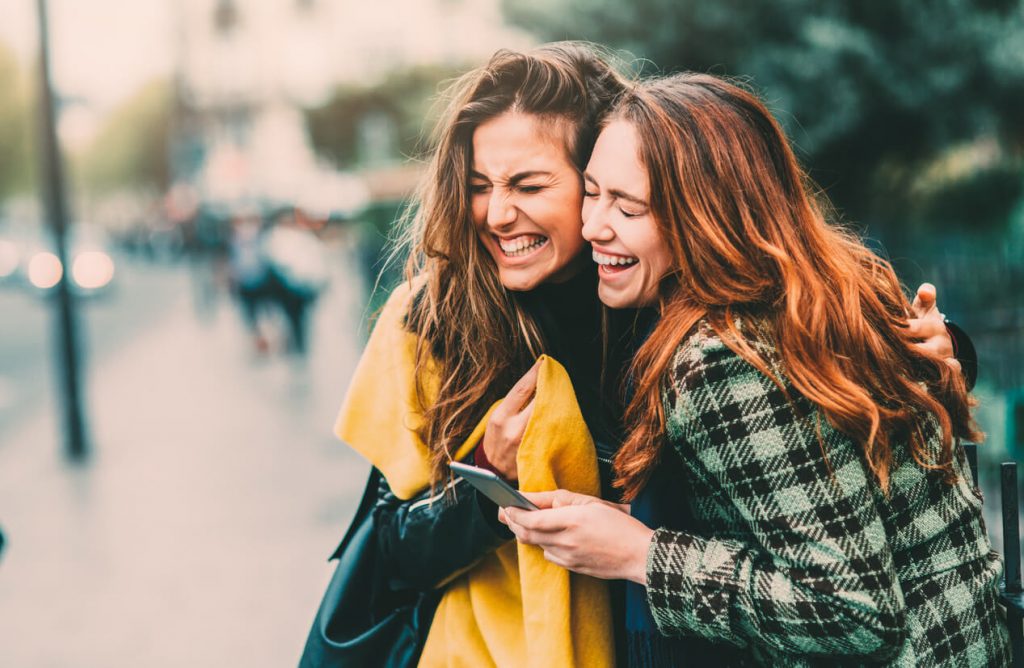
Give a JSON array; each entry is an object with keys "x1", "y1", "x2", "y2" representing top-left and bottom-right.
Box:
[{"x1": 0, "y1": 258, "x2": 375, "y2": 667}]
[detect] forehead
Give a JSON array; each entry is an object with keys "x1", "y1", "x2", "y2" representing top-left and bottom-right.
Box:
[
  {"x1": 471, "y1": 112, "x2": 575, "y2": 176},
  {"x1": 587, "y1": 121, "x2": 647, "y2": 191}
]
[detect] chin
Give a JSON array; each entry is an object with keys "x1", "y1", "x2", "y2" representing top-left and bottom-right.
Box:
[
  {"x1": 598, "y1": 286, "x2": 642, "y2": 309},
  {"x1": 498, "y1": 270, "x2": 545, "y2": 292}
]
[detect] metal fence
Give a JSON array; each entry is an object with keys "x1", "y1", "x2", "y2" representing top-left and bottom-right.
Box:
[{"x1": 965, "y1": 443, "x2": 1024, "y2": 666}]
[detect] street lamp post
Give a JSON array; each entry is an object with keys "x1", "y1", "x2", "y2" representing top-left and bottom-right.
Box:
[{"x1": 36, "y1": 0, "x2": 88, "y2": 460}]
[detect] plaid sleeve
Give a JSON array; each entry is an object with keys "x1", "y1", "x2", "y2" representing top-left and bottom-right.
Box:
[{"x1": 645, "y1": 332, "x2": 907, "y2": 660}]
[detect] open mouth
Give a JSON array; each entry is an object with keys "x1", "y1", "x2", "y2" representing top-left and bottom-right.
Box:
[
  {"x1": 496, "y1": 234, "x2": 549, "y2": 258},
  {"x1": 592, "y1": 249, "x2": 639, "y2": 274}
]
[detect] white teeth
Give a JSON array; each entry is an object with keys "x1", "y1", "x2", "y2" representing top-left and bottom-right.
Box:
[
  {"x1": 498, "y1": 235, "x2": 547, "y2": 256},
  {"x1": 591, "y1": 250, "x2": 638, "y2": 266}
]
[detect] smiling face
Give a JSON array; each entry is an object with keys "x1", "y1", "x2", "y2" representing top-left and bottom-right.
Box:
[
  {"x1": 470, "y1": 112, "x2": 588, "y2": 292},
  {"x1": 581, "y1": 120, "x2": 672, "y2": 309}
]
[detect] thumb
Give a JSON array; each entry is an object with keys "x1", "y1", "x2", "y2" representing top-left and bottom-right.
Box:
[
  {"x1": 503, "y1": 358, "x2": 541, "y2": 414},
  {"x1": 911, "y1": 283, "x2": 937, "y2": 318}
]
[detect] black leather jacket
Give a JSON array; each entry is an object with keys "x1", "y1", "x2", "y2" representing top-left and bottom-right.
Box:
[{"x1": 373, "y1": 466, "x2": 514, "y2": 591}]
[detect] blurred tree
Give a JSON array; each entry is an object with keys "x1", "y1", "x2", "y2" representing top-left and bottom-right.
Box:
[
  {"x1": 304, "y1": 64, "x2": 461, "y2": 168},
  {"x1": 77, "y1": 79, "x2": 173, "y2": 195},
  {"x1": 0, "y1": 43, "x2": 34, "y2": 203},
  {"x1": 503, "y1": 0, "x2": 1024, "y2": 232}
]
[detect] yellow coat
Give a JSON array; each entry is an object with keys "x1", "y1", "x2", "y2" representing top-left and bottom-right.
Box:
[{"x1": 334, "y1": 281, "x2": 614, "y2": 667}]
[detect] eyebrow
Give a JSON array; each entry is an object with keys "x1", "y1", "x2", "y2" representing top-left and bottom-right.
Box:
[
  {"x1": 583, "y1": 172, "x2": 648, "y2": 207},
  {"x1": 469, "y1": 170, "x2": 554, "y2": 184}
]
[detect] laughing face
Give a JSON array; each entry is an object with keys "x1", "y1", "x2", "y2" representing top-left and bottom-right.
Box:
[
  {"x1": 470, "y1": 113, "x2": 589, "y2": 292},
  {"x1": 581, "y1": 120, "x2": 672, "y2": 309}
]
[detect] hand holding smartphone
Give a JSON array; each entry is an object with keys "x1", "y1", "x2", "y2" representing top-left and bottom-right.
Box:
[{"x1": 449, "y1": 461, "x2": 539, "y2": 510}]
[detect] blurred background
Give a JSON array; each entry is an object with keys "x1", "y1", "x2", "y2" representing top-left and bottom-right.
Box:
[{"x1": 0, "y1": 1, "x2": 1021, "y2": 665}]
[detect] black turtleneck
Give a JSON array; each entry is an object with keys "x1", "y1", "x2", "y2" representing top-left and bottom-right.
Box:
[
  {"x1": 515, "y1": 269, "x2": 602, "y2": 400},
  {"x1": 513, "y1": 265, "x2": 657, "y2": 500}
]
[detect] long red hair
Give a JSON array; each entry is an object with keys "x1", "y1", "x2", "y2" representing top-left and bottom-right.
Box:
[{"x1": 612, "y1": 74, "x2": 978, "y2": 501}]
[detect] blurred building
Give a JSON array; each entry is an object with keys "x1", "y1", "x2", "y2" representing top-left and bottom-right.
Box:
[{"x1": 171, "y1": 0, "x2": 530, "y2": 214}]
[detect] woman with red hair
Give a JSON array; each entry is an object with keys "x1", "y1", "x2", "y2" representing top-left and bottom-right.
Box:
[{"x1": 502, "y1": 73, "x2": 1008, "y2": 666}]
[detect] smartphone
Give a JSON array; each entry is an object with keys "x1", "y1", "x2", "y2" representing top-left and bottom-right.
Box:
[{"x1": 449, "y1": 461, "x2": 539, "y2": 510}]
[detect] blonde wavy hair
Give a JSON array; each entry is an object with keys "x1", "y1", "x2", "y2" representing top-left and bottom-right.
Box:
[{"x1": 394, "y1": 43, "x2": 629, "y2": 484}]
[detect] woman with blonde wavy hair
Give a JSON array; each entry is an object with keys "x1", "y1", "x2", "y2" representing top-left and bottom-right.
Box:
[
  {"x1": 501, "y1": 73, "x2": 1007, "y2": 667},
  {"x1": 303, "y1": 42, "x2": 636, "y2": 668}
]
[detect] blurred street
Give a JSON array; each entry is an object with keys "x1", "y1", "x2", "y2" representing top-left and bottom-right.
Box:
[
  {"x1": 0, "y1": 248, "x2": 374, "y2": 667},
  {"x1": 0, "y1": 0, "x2": 1021, "y2": 664}
]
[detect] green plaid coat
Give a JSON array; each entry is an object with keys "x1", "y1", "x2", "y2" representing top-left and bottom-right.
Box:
[{"x1": 645, "y1": 323, "x2": 1010, "y2": 666}]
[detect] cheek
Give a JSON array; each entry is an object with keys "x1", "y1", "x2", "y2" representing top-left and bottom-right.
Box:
[
  {"x1": 580, "y1": 198, "x2": 593, "y2": 223},
  {"x1": 637, "y1": 229, "x2": 672, "y2": 280},
  {"x1": 548, "y1": 217, "x2": 586, "y2": 256},
  {"x1": 646, "y1": 245, "x2": 673, "y2": 289},
  {"x1": 471, "y1": 194, "x2": 489, "y2": 228},
  {"x1": 537, "y1": 190, "x2": 585, "y2": 253}
]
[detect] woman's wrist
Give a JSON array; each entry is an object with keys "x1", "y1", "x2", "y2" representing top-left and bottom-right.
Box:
[{"x1": 627, "y1": 526, "x2": 656, "y2": 585}]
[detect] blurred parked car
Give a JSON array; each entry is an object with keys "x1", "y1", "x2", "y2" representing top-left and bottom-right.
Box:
[{"x1": 0, "y1": 221, "x2": 116, "y2": 297}]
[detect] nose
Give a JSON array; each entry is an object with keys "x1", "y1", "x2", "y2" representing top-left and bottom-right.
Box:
[
  {"x1": 582, "y1": 198, "x2": 614, "y2": 243},
  {"x1": 486, "y1": 189, "x2": 516, "y2": 229}
]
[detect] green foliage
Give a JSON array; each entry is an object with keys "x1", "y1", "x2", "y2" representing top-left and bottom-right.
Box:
[
  {"x1": 503, "y1": 0, "x2": 1024, "y2": 230},
  {"x1": 77, "y1": 79, "x2": 173, "y2": 194},
  {"x1": 304, "y1": 64, "x2": 462, "y2": 168},
  {"x1": 920, "y1": 161, "x2": 1024, "y2": 225},
  {"x1": 0, "y1": 43, "x2": 33, "y2": 202}
]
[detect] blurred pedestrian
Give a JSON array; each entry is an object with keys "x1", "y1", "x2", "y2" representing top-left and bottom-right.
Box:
[
  {"x1": 227, "y1": 212, "x2": 271, "y2": 354},
  {"x1": 264, "y1": 206, "x2": 330, "y2": 355},
  {"x1": 181, "y1": 204, "x2": 231, "y2": 321}
]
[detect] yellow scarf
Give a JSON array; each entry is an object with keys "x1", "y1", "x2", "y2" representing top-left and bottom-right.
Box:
[{"x1": 334, "y1": 281, "x2": 614, "y2": 668}]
